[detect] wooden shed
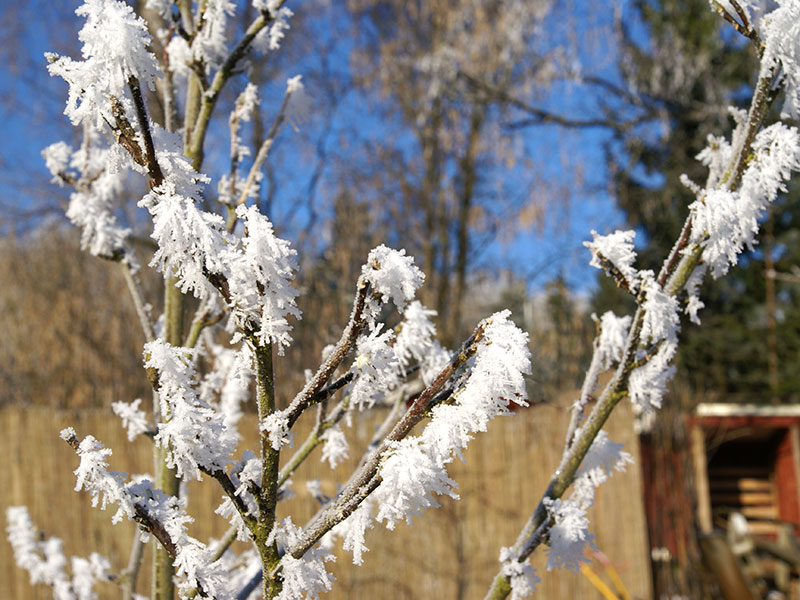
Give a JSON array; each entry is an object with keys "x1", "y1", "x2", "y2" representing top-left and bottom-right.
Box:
[{"x1": 689, "y1": 403, "x2": 800, "y2": 537}]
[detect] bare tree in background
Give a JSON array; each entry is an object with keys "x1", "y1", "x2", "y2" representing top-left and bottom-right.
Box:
[{"x1": 344, "y1": 0, "x2": 562, "y2": 344}]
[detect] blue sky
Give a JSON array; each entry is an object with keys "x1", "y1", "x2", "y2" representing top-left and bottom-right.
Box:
[{"x1": 0, "y1": 0, "x2": 655, "y2": 295}]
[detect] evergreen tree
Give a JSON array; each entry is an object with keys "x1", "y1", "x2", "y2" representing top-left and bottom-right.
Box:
[{"x1": 597, "y1": 0, "x2": 800, "y2": 401}]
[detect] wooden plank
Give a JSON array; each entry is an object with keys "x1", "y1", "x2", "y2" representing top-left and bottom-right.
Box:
[
  {"x1": 746, "y1": 521, "x2": 780, "y2": 536},
  {"x1": 740, "y1": 505, "x2": 779, "y2": 519},
  {"x1": 774, "y1": 428, "x2": 800, "y2": 527},
  {"x1": 692, "y1": 425, "x2": 713, "y2": 534},
  {"x1": 695, "y1": 416, "x2": 800, "y2": 429},
  {"x1": 709, "y1": 479, "x2": 774, "y2": 492},
  {"x1": 710, "y1": 492, "x2": 775, "y2": 505},
  {"x1": 791, "y1": 426, "x2": 800, "y2": 525}
]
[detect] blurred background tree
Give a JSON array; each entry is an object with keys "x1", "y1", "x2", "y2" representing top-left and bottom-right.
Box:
[
  {"x1": 595, "y1": 0, "x2": 800, "y2": 403},
  {"x1": 0, "y1": 0, "x2": 605, "y2": 409}
]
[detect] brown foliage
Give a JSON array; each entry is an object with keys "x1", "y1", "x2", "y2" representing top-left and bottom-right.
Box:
[{"x1": 0, "y1": 227, "x2": 154, "y2": 408}]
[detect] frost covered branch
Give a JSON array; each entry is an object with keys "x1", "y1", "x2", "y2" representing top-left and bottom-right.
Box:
[
  {"x1": 485, "y1": 6, "x2": 800, "y2": 596},
  {"x1": 285, "y1": 315, "x2": 497, "y2": 559},
  {"x1": 282, "y1": 280, "x2": 371, "y2": 428},
  {"x1": 185, "y1": 1, "x2": 290, "y2": 168},
  {"x1": 223, "y1": 76, "x2": 302, "y2": 233},
  {"x1": 58, "y1": 428, "x2": 223, "y2": 598}
]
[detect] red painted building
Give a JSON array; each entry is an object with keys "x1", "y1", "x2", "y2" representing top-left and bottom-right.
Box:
[
  {"x1": 640, "y1": 403, "x2": 800, "y2": 596},
  {"x1": 690, "y1": 403, "x2": 800, "y2": 537}
]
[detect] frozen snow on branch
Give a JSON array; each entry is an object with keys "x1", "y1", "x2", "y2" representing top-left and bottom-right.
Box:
[
  {"x1": 394, "y1": 301, "x2": 437, "y2": 368},
  {"x1": 195, "y1": 0, "x2": 237, "y2": 71},
  {"x1": 42, "y1": 140, "x2": 133, "y2": 260},
  {"x1": 58, "y1": 428, "x2": 230, "y2": 598},
  {"x1": 285, "y1": 75, "x2": 311, "y2": 127},
  {"x1": 319, "y1": 425, "x2": 349, "y2": 469},
  {"x1": 254, "y1": 5, "x2": 294, "y2": 52},
  {"x1": 361, "y1": 245, "x2": 425, "y2": 313},
  {"x1": 692, "y1": 122, "x2": 800, "y2": 277},
  {"x1": 543, "y1": 495, "x2": 594, "y2": 572},
  {"x1": 499, "y1": 546, "x2": 540, "y2": 600},
  {"x1": 395, "y1": 301, "x2": 451, "y2": 385},
  {"x1": 684, "y1": 264, "x2": 707, "y2": 325},
  {"x1": 42, "y1": 142, "x2": 73, "y2": 184},
  {"x1": 262, "y1": 411, "x2": 292, "y2": 450},
  {"x1": 758, "y1": 0, "x2": 800, "y2": 118},
  {"x1": 691, "y1": 191, "x2": 738, "y2": 278},
  {"x1": 349, "y1": 326, "x2": 403, "y2": 409},
  {"x1": 6, "y1": 506, "x2": 71, "y2": 598},
  {"x1": 111, "y1": 398, "x2": 151, "y2": 441},
  {"x1": 216, "y1": 453, "x2": 260, "y2": 541},
  {"x1": 546, "y1": 432, "x2": 632, "y2": 573},
  {"x1": 6, "y1": 506, "x2": 112, "y2": 600},
  {"x1": 326, "y1": 312, "x2": 529, "y2": 565},
  {"x1": 596, "y1": 311, "x2": 632, "y2": 370},
  {"x1": 584, "y1": 229, "x2": 639, "y2": 289},
  {"x1": 227, "y1": 204, "x2": 301, "y2": 351},
  {"x1": 338, "y1": 503, "x2": 374, "y2": 566},
  {"x1": 70, "y1": 554, "x2": 112, "y2": 600},
  {"x1": 419, "y1": 311, "x2": 530, "y2": 459},
  {"x1": 162, "y1": 0, "x2": 237, "y2": 77},
  {"x1": 628, "y1": 273, "x2": 679, "y2": 414},
  {"x1": 61, "y1": 428, "x2": 136, "y2": 524},
  {"x1": 373, "y1": 437, "x2": 460, "y2": 529},
  {"x1": 138, "y1": 132, "x2": 238, "y2": 302},
  {"x1": 229, "y1": 83, "x2": 260, "y2": 164},
  {"x1": 144, "y1": 340, "x2": 236, "y2": 480},
  {"x1": 200, "y1": 344, "x2": 254, "y2": 439},
  {"x1": 638, "y1": 272, "x2": 680, "y2": 347},
  {"x1": 738, "y1": 121, "x2": 800, "y2": 236},
  {"x1": 127, "y1": 479, "x2": 230, "y2": 598},
  {"x1": 575, "y1": 431, "x2": 634, "y2": 480},
  {"x1": 274, "y1": 518, "x2": 335, "y2": 600},
  {"x1": 140, "y1": 177, "x2": 229, "y2": 300},
  {"x1": 46, "y1": 0, "x2": 160, "y2": 130},
  {"x1": 377, "y1": 312, "x2": 530, "y2": 527}
]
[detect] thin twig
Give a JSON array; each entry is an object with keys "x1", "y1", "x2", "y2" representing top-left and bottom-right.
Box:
[
  {"x1": 459, "y1": 70, "x2": 648, "y2": 132},
  {"x1": 234, "y1": 87, "x2": 293, "y2": 209},
  {"x1": 60, "y1": 430, "x2": 210, "y2": 597},
  {"x1": 120, "y1": 531, "x2": 146, "y2": 600},
  {"x1": 287, "y1": 325, "x2": 486, "y2": 560},
  {"x1": 200, "y1": 466, "x2": 259, "y2": 535},
  {"x1": 564, "y1": 332, "x2": 603, "y2": 450},
  {"x1": 276, "y1": 374, "x2": 355, "y2": 489},
  {"x1": 121, "y1": 261, "x2": 155, "y2": 343},
  {"x1": 186, "y1": 2, "x2": 288, "y2": 168},
  {"x1": 283, "y1": 280, "x2": 371, "y2": 429},
  {"x1": 127, "y1": 77, "x2": 165, "y2": 187}
]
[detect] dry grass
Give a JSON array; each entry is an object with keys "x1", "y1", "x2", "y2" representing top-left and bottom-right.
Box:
[{"x1": 2, "y1": 399, "x2": 652, "y2": 599}]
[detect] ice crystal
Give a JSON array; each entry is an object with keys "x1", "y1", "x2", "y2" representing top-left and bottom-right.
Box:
[
  {"x1": 144, "y1": 340, "x2": 236, "y2": 479},
  {"x1": 596, "y1": 312, "x2": 631, "y2": 370},
  {"x1": 584, "y1": 229, "x2": 639, "y2": 288},
  {"x1": 111, "y1": 398, "x2": 151, "y2": 441},
  {"x1": 273, "y1": 518, "x2": 335, "y2": 600},
  {"x1": 46, "y1": 0, "x2": 160, "y2": 130},
  {"x1": 499, "y1": 547, "x2": 540, "y2": 600},
  {"x1": 320, "y1": 425, "x2": 349, "y2": 469},
  {"x1": 361, "y1": 245, "x2": 425, "y2": 314}
]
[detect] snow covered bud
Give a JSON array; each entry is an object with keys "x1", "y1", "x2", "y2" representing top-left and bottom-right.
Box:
[
  {"x1": 584, "y1": 229, "x2": 639, "y2": 292},
  {"x1": 361, "y1": 245, "x2": 425, "y2": 314},
  {"x1": 46, "y1": 0, "x2": 160, "y2": 130}
]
